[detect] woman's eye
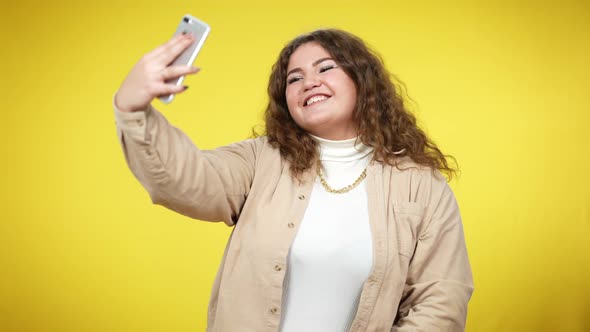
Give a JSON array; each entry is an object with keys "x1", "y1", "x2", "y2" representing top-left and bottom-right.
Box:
[
  {"x1": 287, "y1": 77, "x2": 302, "y2": 85},
  {"x1": 319, "y1": 65, "x2": 336, "y2": 73}
]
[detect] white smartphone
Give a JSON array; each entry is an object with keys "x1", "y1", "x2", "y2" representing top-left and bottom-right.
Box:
[{"x1": 159, "y1": 14, "x2": 210, "y2": 104}]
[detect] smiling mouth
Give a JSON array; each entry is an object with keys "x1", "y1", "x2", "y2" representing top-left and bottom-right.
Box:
[{"x1": 305, "y1": 95, "x2": 331, "y2": 107}]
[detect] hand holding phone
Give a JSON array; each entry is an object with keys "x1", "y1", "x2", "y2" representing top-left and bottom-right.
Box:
[
  {"x1": 159, "y1": 15, "x2": 210, "y2": 104},
  {"x1": 115, "y1": 15, "x2": 210, "y2": 112}
]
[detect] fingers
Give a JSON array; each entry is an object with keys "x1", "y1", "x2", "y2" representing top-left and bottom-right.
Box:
[
  {"x1": 160, "y1": 65, "x2": 200, "y2": 81},
  {"x1": 155, "y1": 82, "x2": 189, "y2": 97},
  {"x1": 153, "y1": 34, "x2": 195, "y2": 65},
  {"x1": 147, "y1": 34, "x2": 188, "y2": 61}
]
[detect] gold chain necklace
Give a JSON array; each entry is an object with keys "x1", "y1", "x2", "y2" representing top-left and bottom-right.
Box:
[{"x1": 316, "y1": 160, "x2": 368, "y2": 194}]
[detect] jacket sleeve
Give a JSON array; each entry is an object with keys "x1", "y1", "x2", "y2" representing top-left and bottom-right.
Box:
[
  {"x1": 392, "y1": 182, "x2": 474, "y2": 332},
  {"x1": 114, "y1": 102, "x2": 257, "y2": 226}
]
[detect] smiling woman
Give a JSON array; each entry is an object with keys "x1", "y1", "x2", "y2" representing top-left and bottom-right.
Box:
[
  {"x1": 114, "y1": 28, "x2": 473, "y2": 332},
  {"x1": 263, "y1": 29, "x2": 459, "y2": 182},
  {"x1": 284, "y1": 43, "x2": 358, "y2": 140}
]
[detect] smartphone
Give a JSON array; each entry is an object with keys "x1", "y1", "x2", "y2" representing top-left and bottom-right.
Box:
[{"x1": 159, "y1": 14, "x2": 210, "y2": 104}]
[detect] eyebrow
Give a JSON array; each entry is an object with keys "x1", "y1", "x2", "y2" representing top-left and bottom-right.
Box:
[{"x1": 287, "y1": 57, "x2": 333, "y2": 77}]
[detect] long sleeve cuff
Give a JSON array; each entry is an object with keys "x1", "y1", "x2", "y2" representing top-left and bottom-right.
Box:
[{"x1": 113, "y1": 93, "x2": 151, "y2": 144}]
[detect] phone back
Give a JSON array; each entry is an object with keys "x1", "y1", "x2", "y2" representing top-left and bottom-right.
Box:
[
  {"x1": 170, "y1": 15, "x2": 210, "y2": 69},
  {"x1": 159, "y1": 14, "x2": 210, "y2": 104}
]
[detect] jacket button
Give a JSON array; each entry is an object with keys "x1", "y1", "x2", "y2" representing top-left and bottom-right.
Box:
[
  {"x1": 298, "y1": 194, "x2": 305, "y2": 200},
  {"x1": 274, "y1": 265, "x2": 282, "y2": 272},
  {"x1": 287, "y1": 222, "x2": 295, "y2": 228},
  {"x1": 270, "y1": 307, "x2": 278, "y2": 314}
]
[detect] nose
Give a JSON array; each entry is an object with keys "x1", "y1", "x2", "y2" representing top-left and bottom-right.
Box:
[{"x1": 303, "y1": 73, "x2": 321, "y2": 91}]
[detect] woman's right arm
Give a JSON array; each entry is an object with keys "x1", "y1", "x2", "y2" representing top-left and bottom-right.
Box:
[{"x1": 114, "y1": 34, "x2": 257, "y2": 226}]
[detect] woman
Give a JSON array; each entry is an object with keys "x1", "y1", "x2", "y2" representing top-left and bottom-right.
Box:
[{"x1": 114, "y1": 29, "x2": 473, "y2": 332}]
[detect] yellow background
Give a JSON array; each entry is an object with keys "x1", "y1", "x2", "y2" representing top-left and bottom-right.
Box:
[{"x1": 2, "y1": 0, "x2": 589, "y2": 331}]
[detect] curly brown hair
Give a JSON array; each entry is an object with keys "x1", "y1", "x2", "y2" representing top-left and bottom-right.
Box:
[{"x1": 261, "y1": 28, "x2": 457, "y2": 181}]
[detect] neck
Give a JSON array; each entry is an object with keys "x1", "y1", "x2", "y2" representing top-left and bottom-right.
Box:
[{"x1": 310, "y1": 134, "x2": 373, "y2": 162}]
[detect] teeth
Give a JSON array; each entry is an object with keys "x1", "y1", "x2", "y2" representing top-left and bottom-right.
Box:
[{"x1": 306, "y1": 95, "x2": 328, "y2": 106}]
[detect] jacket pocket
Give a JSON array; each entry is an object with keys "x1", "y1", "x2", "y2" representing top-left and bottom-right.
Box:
[{"x1": 392, "y1": 202, "x2": 425, "y2": 258}]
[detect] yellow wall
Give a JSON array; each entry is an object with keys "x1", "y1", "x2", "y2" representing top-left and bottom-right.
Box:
[{"x1": 2, "y1": 0, "x2": 589, "y2": 331}]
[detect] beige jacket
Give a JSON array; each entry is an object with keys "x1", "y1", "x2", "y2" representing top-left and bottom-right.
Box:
[{"x1": 114, "y1": 104, "x2": 474, "y2": 332}]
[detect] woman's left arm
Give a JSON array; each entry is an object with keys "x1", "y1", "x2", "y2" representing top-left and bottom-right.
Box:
[{"x1": 392, "y1": 183, "x2": 474, "y2": 332}]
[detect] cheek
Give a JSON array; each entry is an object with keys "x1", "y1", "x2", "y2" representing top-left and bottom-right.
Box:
[
  {"x1": 348, "y1": 89, "x2": 358, "y2": 107},
  {"x1": 343, "y1": 80, "x2": 358, "y2": 110},
  {"x1": 285, "y1": 88, "x2": 298, "y2": 110}
]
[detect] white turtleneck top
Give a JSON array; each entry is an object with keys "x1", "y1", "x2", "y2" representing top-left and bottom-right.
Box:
[{"x1": 279, "y1": 136, "x2": 374, "y2": 332}]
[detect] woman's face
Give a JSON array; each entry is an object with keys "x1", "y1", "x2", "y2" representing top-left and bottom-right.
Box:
[{"x1": 285, "y1": 42, "x2": 358, "y2": 140}]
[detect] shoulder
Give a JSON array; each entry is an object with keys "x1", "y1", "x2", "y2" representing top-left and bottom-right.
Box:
[{"x1": 371, "y1": 156, "x2": 452, "y2": 208}]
